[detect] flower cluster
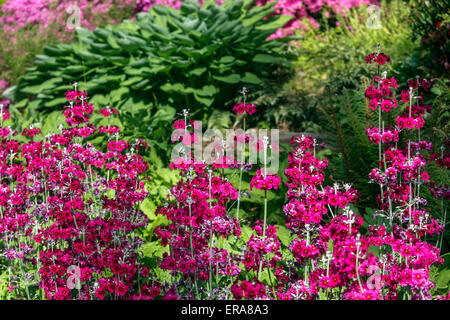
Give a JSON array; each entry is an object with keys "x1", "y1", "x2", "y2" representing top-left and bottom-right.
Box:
[
  {"x1": 364, "y1": 75, "x2": 398, "y2": 112},
  {"x1": 256, "y1": 0, "x2": 376, "y2": 38},
  {"x1": 250, "y1": 169, "x2": 281, "y2": 191},
  {"x1": 362, "y1": 48, "x2": 445, "y2": 299},
  {"x1": 232, "y1": 103, "x2": 257, "y2": 115},
  {"x1": 155, "y1": 115, "x2": 244, "y2": 299},
  {"x1": 366, "y1": 126, "x2": 399, "y2": 144},
  {"x1": 364, "y1": 52, "x2": 392, "y2": 65},
  {"x1": 0, "y1": 88, "x2": 156, "y2": 300}
]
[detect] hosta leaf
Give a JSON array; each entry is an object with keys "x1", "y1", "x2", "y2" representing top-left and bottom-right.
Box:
[
  {"x1": 93, "y1": 28, "x2": 112, "y2": 40},
  {"x1": 149, "y1": 23, "x2": 169, "y2": 36},
  {"x1": 195, "y1": 85, "x2": 217, "y2": 98},
  {"x1": 193, "y1": 94, "x2": 214, "y2": 106},
  {"x1": 21, "y1": 77, "x2": 62, "y2": 94},
  {"x1": 436, "y1": 270, "x2": 450, "y2": 289},
  {"x1": 110, "y1": 87, "x2": 130, "y2": 102},
  {"x1": 253, "y1": 54, "x2": 279, "y2": 64},
  {"x1": 43, "y1": 46, "x2": 65, "y2": 56},
  {"x1": 122, "y1": 77, "x2": 143, "y2": 86},
  {"x1": 125, "y1": 67, "x2": 152, "y2": 76},
  {"x1": 131, "y1": 79, "x2": 151, "y2": 90},
  {"x1": 43, "y1": 97, "x2": 67, "y2": 108},
  {"x1": 219, "y1": 56, "x2": 235, "y2": 64},
  {"x1": 64, "y1": 65, "x2": 86, "y2": 74},
  {"x1": 189, "y1": 67, "x2": 207, "y2": 76},
  {"x1": 106, "y1": 35, "x2": 120, "y2": 49},
  {"x1": 180, "y1": 1, "x2": 199, "y2": 14},
  {"x1": 152, "y1": 106, "x2": 176, "y2": 122},
  {"x1": 242, "y1": 4, "x2": 275, "y2": 28}
]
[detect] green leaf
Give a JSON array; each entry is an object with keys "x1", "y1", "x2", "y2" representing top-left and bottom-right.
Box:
[
  {"x1": 255, "y1": 14, "x2": 292, "y2": 31},
  {"x1": 106, "y1": 188, "x2": 116, "y2": 200},
  {"x1": 140, "y1": 198, "x2": 156, "y2": 219},
  {"x1": 242, "y1": 4, "x2": 275, "y2": 28},
  {"x1": 44, "y1": 97, "x2": 67, "y2": 108},
  {"x1": 275, "y1": 225, "x2": 292, "y2": 247},
  {"x1": 431, "y1": 86, "x2": 442, "y2": 96},
  {"x1": 189, "y1": 67, "x2": 207, "y2": 76},
  {"x1": 219, "y1": 56, "x2": 235, "y2": 64},
  {"x1": 194, "y1": 94, "x2": 214, "y2": 106},
  {"x1": 253, "y1": 54, "x2": 279, "y2": 64},
  {"x1": 196, "y1": 85, "x2": 217, "y2": 96},
  {"x1": 41, "y1": 111, "x2": 65, "y2": 134},
  {"x1": 327, "y1": 238, "x2": 334, "y2": 254},
  {"x1": 21, "y1": 77, "x2": 62, "y2": 94},
  {"x1": 213, "y1": 73, "x2": 240, "y2": 84},
  {"x1": 436, "y1": 270, "x2": 450, "y2": 289},
  {"x1": 122, "y1": 77, "x2": 143, "y2": 86},
  {"x1": 152, "y1": 105, "x2": 176, "y2": 122},
  {"x1": 241, "y1": 72, "x2": 261, "y2": 84}
]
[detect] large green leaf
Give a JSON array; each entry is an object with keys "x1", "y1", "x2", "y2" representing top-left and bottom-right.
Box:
[
  {"x1": 213, "y1": 73, "x2": 241, "y2": 84},
  {"x1": 255, "y1": 14, "x2": 292, "y2": 31},
  {"x1": 241, "y1": 72, "x2": 261, "y2": 84}
]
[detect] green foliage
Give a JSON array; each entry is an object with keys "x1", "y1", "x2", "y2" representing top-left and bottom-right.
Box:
[
  {"x1": 420, "y1": 78, "x2": 450, "y2": 253},
  {"x1": 138, "y1": 168, "x2": 179, "y2": 241},
  {"x1": 317, "y1": 85, "x2": 379, "y2": 208},
  {"x1": 408, "y1": 0, "x2": 450, "y2": 77},
  {"x1": 7, "y1": 0, "x2": 294, "y2": 122},
  {"x1": 0, "y1": 26, "x2": 60, "y2": 86},
  {"x1": 293, "y1": 0, "x2": 416, "y2": 94},
  {"x1": 0, "y1": 0, "x2": 6, "y2": 14},
  {"x1": 430, "y1": 253, "x2": 450, "y2": 297},
  {"x1": 285, "y1": 0, "x2": 433, "y2": 211},
  {"x1": 251, "y1": 0, "x2": 416, "y2": 132},
  {"x1": 223, "y1": 148, "x2": 290, "y2": 225}
]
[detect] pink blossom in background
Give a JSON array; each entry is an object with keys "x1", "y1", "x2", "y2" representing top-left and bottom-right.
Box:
[
  {"x1": 256, "y1": 0, "x2": 378, "y2": 39},
  {"x1": 0, "y1": 79, "x2": 8, "y2": 90},
  {"x1": 0, "y1": 0, "x2": 136, "y2": 41},
  {"x1": 0, "y1": 79, "x2": 9, "y2": 107},
  {"x1": 0, "y1": 99, "x2": 10, "y2": 107},
  {"x1": 135, "y1": 0, "x2": 181, "y2": 11}
]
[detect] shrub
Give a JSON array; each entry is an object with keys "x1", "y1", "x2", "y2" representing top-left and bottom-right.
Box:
[
  {"x1": 249, "y1": 0, "x2": 415, "y2": 132},
  {"x1": 255, "y1": 0, "x2": 377, "y2": 38},
  {"x1": 409, "y1": 0, "x2": 450, "y2": 77},
  {"x1": 292, "y1": 0, "x2": 415, "y2": 95},
  {"x1": 7, "y1": 0, "x2": 294, "y2": 117}
]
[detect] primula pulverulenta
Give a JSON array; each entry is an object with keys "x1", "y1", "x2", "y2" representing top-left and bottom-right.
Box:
[
  {"x1": 156, "y1": 111, "x2": 242, "y2": 299},
  {"x1": 363, "y1": 48, "x2": 445, "y2": 300},
  {"x1": 0, "y1": 87, "x2": 159, "y2": 300},
  {"x1": 274, "y1": 49, "x2": 446, "y2": 300}
]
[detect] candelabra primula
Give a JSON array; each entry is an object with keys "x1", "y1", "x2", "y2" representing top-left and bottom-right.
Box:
[{"x1": 0, "y1": 87, "x2": 157, "y2": 300}]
